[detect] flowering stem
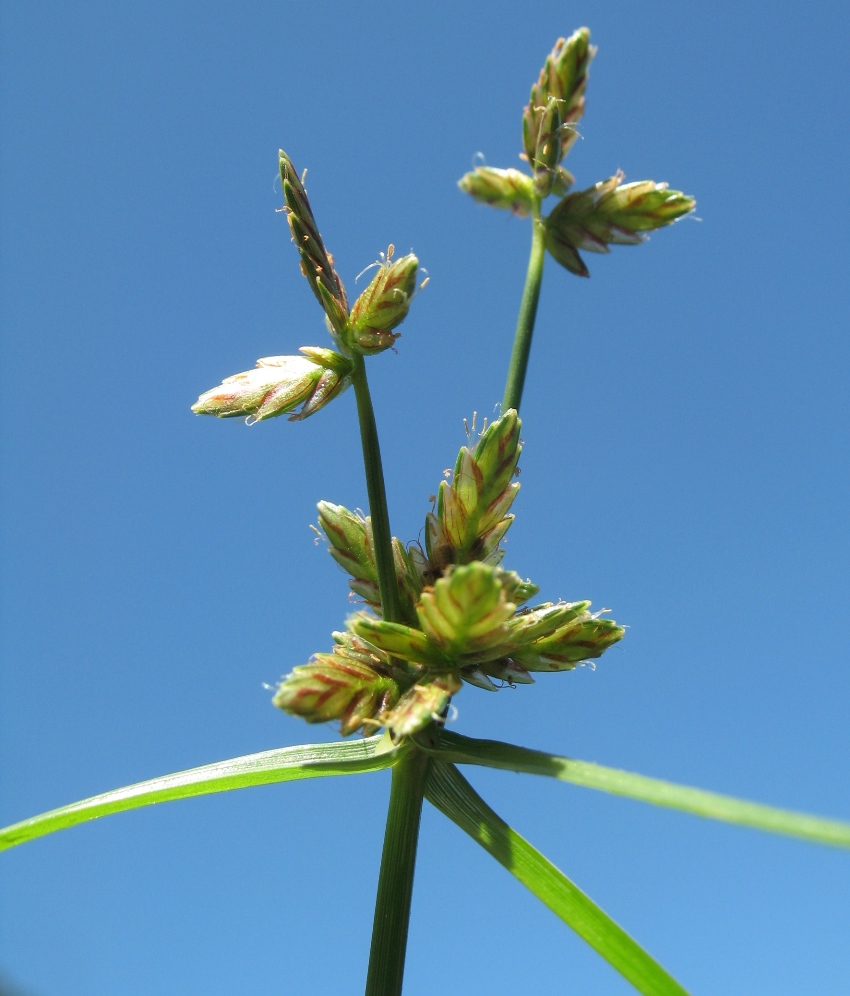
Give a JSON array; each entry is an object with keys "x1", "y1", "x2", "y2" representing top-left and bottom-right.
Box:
[
  {"x1": 350, "y1": 353, "x2": 401, "y2": 626},
  {"x1": 365, "y1": 748, "x2": 430, "y2": 996},
  {"x1": 351, "y1": 353, "x2": 427, "y2": 992},
  {"x1": 351, "y1": 356, "x2": 430, "y2": 980},
  {"x1": 502, "y1": 206, "x2": 546, "y2": 413}
]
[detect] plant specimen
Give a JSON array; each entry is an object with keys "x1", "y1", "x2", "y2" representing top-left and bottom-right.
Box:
[{"x1": 3, "y1": 29, "x2": 848, "y2": 996}]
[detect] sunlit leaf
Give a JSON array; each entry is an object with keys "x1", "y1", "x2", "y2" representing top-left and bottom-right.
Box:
[
  {"x1": 435, "y1": 731, "x2": 850, "y2": 849},
  {"x1": 0, "y1": 734, "x2": 406, "y2": 852},
  {"x1": 425, "y1": 760, "x2": 688, "y2": 995}
]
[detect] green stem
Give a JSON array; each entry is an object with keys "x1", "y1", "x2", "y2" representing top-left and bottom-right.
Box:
[
  {"x1": 350, "y1": 353, "x2": 401, "y2": 625},
  {"x1": 365, "y1": 748, "x2": 430, "y2": 996},
  {"x1": 502, "y1": 206, "x2": 546, "y2": 413},
  {"x1": 350, "y1": 353, "x2": 426, "y2": 993}
]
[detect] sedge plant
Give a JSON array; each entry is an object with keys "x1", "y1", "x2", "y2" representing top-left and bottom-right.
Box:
[{"x1": 3, "y1": 29, "x2": 849, "y2": 995}]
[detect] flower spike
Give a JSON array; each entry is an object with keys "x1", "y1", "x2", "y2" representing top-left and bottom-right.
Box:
[
  {"x1": 425, "y1": 409, "x2": 522, "y2": 572},
  {"x1": 273, "y1": 634, "x2": 400, "y2": 737},
  {"x1": 192, "y1": 350, "x2": 351, "y2": 423},
  {"x1": 279, "y1": 150, "x2": 349, "y2": 341},
  {"x1": 352, "y1": 563, "x2": 622, "y2": 678},
  {"x1": 384, "y1": 673, "x2": 461, "y2": 739},
  {"x1": 349, "y1": 248, "x2": 420, "y2": 355},
  {"x1": 545, "y1": 173, "x2": 696, "y2": 277},
  {"x1": 523, "y1": 29, "x2": 596, "y2": 192},
  {"x1": 458, "y1": 166, "x2": 536, "y2": 216}
]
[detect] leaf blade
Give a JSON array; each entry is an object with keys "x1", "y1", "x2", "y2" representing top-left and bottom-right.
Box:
[
  {"x1": 425, "y1": 760, "x2": 688, "y2": 996},
  {"x1": 1, "y1": 734, "x2": 404, "y2": 852},
  {"x1": 435, "y1": 731, "x2": 850, "y2": 849}
]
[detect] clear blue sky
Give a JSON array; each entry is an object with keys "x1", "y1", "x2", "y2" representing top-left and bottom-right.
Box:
[{"x1": 2, "y1": 2, "x2": 848, "y2": 993}]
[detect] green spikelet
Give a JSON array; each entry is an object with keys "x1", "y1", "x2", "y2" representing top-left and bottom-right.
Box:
[
  {"x1": 458, "y1": 166, "x2": 536, "y2": 216},
  {"x1": 522, "y1": 29, "x2": 595, "y2": 191},
  {"x1": 349, "y1": 249, "x2": 420, "y2": 355},
  {"x1": 425, "y1": 409, "x2": 522, "y2": 572},
  {"x1": 384, "y1": 673, "x2": 462, "y2": 739},
  {"x1": 512, "y1": 610, "x2": 625, "y2": 671},
  {"x1": 279, "y1": 150, "x2": 350, "y2": 340},
  {"x1": 544, "y1": 172, "x2": 696, "y2": 277},
  {"x1": 316, "y1": 502, "x2": 421, "y2": 624},
  {"x1": 317, "y1": 502, "x2": 381, "y2": 607},
  {"x1": 351, "y1": 563, "x2": 518, "y2": 669},
  {"x1": 272, "y1": 634, "x2": 399, "y2": 736}
]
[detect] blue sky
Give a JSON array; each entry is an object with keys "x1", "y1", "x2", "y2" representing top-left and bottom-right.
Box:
[{"x1": 2, "y1": 2, "x2": 849, "y2": 993}]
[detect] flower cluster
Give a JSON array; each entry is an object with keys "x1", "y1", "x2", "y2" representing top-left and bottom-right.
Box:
[
  {"x1": 544, "y1": 172, "x2": 696, "y2": 277},
  {"x1": 273, "y1": 411, "x2": 624, "y2": 739},
  {"x1": 191, "y1": 349, "x2": 351, "y2": 423},
  {"x1": 522, "y1": 27, "x2": 595, "y2": 197},
  {"x1": 458, "y1": 28, "x2": 695, "y2": 276},
  {"x1": 191, "y1": 152, "x2": 423, "y2": 423}
]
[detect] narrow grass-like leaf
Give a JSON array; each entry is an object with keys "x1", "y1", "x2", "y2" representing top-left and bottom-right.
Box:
[
  {"x1": 435, "y1": 731, "x2": 850, "y2": 849},
  {"x1": 425, "y1": 760, "x2": 688, "y2": 996},
  {"x1": 0, "y1": 734, "x2": 406, "y2": 852}
]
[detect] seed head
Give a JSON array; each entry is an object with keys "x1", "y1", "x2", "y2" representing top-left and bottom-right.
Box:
[
  {"x1": 349, "y1": 249, "x2": 420, "y2": 355},
  {"x1": 458, "y1": 166, "x2": 535, "y2": 216},
  {"x1": 425, "y1": 409, "x2": 522, "y2": 572},
  {"x1": 273, "y1": 640, "x2": 399, "y2": 737},
  {"x1": 544, "y1": 172, "x2": 696, "y2": 276},
  {"x1": 279, "y1": 150, "x2": 349, "y2": 340},
  {"x1": 522, "y1": 30, "x2": 595, "y2": 190},
  {"x1": 192, "y1": 350, "x2": 351, "y2": 423}
]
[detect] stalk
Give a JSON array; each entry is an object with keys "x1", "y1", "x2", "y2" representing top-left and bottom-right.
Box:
[
  {"x1": 364, "y1": 749, "x2": 430, "y2": 996},
  {"x1": 350, "y1": 353, "x2": 401, "y2": 626},
  {"x1": 353, "y1": 195, "x2": 551, "y2": 990},
  {"x1": 502, "y1": 206, "x2": 546, "y2": 413},
  {"x1": 350, "y1": 352, "x2": 428, "y2": 994}
]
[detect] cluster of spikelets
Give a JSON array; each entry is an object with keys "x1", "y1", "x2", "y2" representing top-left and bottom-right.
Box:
[
  {"x1": 190, "y1": 32, "x2": 692, "y2": 740},
  {"x1": 272, "y1": 409, "x2": 624, "y2": 739},
  {"x1": 458, "y1": 28, "x2": 695, "y2": 277},
  {"x1": 192, "y1": 152, "x2": 423, "y2": 423}
]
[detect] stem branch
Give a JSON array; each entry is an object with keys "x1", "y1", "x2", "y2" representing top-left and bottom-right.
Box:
[
  {"x1": 350, "y1": 353, "x2": 401, "y2": 625},
  {"x1": 502, "y1": 208, "x2": 546, "y2": 413},
  {"x1": 351, "y1": 353, "x2": 427, "y2": 994},
  {"x1": 365, "y1": 749, "x2": 430, "y2": 996}
]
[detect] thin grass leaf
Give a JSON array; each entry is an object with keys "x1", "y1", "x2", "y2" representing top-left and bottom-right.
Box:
[
  {"x1": 425, "y1": 760, "x2": 688, "y2": 996},
  {"x1": 435, "y1": 730, "x2": 850, "y2": 849},
  {"x1": 0, "y1": 734, "x2": 406, "y2": 852}
]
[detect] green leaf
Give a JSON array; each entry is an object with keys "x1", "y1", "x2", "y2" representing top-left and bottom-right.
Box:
[
  {"x1": 425, "y1": 760, "x2": 688, "y2": 996},
  {"x1": 435, "y1": 731, "x2": 850, "y2": 849},
  {"x1": 0, "y1": 734, "x2": 406, "y2": 852}
]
